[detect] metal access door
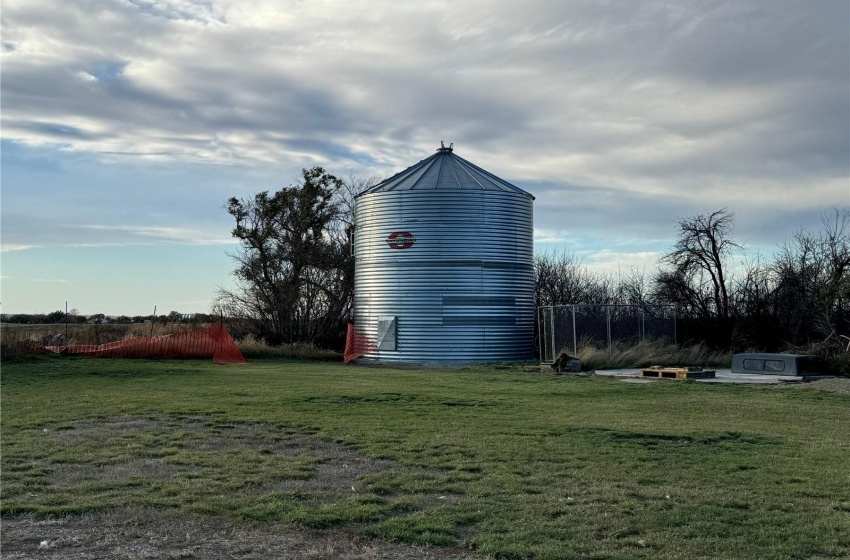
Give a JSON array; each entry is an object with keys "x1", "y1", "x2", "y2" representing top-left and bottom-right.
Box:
[{"x1": 376, "y1": 316, "x2": 397, "y2": 351}]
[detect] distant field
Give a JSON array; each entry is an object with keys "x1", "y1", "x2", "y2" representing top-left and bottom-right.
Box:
[
  {"x1": 1, "y1": 322, "x2": 188, "y2": 344},
  {"x1": 2, "y1": 357, "x2": 849, "y2": 559}
]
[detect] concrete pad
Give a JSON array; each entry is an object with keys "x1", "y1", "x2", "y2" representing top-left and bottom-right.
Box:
[{"x1": 595, "y1": 368, "x2": 788, "y2": 384}]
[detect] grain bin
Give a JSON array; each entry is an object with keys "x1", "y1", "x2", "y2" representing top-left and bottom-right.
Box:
[{"x1": 352, "y1": 144, "x2": 534, "y2": 363}]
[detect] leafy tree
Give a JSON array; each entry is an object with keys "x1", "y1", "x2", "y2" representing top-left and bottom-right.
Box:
[
  {"x1": 45, "y1": 310, "x2": 66, "y2": 323},
  {"x1": 67, "y1": 309, "x2": 87, "y2": 324},
  {"x1": 88, "y1": 313, "x2": 106, "y2": 324},
  {"x1": 218, "y1": 167, "x2": 355, "y2": 346}
]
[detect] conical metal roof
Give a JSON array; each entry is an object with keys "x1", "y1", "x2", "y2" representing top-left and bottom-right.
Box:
[{"x1": 356, "y1": 144, "x2": 534, "y2": 199}]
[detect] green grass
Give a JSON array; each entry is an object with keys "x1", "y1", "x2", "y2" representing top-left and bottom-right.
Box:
[{"x1": 2, "y1": 356, "x2": 849, "y2": 559}]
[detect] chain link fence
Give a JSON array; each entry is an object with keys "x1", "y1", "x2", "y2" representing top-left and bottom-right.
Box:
[{"x1": 538, "y1": 304, "x2": 676, "y2": 363}]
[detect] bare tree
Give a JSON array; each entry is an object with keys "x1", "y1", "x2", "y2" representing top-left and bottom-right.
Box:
[
  {"x1": 655, "y1": 208, "x2": 741, "y2": 321},
  {"x1": 772, "y1": 209, "x2": 850, "y2": 347},
  {"x1": 534, "y1": 250, "x2": 616, "y2": 306},
  {"x1": 535, "y1": 250, "x2": 657, "y2": 308},
  {"x1": 613, "y1": 267, "x2": 654, "y2": 306},
  {"x1": 728, "y1": 255, "x2": 777, "y2": 349}
]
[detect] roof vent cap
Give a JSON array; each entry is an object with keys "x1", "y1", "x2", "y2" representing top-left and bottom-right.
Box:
[{"x1": 437, "y1": 140, "x2": 453, "y2": 153}]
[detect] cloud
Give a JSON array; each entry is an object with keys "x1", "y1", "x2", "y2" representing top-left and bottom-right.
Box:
[
  {"x1": 533, "y1": 228, "x2": 580, "y2": 246},
  {"x1": 1, "y1": 244, "x2": 40, "y2": 253},
  {"x1": 77, "y1": 225, "x2": 235, "y2": 245},
  {"x1": 1, "y1": 0, "x2": 847, "y2": 253},
  {"x1": 582, "y1": 250, "x2": 662, "y2": 275}
]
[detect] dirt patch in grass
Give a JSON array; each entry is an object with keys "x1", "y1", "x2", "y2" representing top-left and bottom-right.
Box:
[
  {"x1": 3, "y1": 415, "x2": 472, "y2": 556},
  {"x1": 1, "y1": 508, "x2": 480, "y2": 560},
  {"x1": 52, "y1": 460, "x2": 188, "y2": 485},
  {"x1": 43, "y1": 415, "x2": 398, "y2": 502}
]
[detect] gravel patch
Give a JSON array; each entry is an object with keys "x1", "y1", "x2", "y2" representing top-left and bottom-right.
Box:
[{"x1": 785, "y1": 377, "x2": 850, "y2": 394}]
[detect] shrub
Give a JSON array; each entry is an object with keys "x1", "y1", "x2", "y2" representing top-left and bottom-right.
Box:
[{"x1": 788, "y1": 338, "x2": 850, "y2": 377}]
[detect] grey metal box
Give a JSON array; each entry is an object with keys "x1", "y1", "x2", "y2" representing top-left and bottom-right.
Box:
[{"x1": 731, "y1": 353, "x2": 825, "y2": 376}]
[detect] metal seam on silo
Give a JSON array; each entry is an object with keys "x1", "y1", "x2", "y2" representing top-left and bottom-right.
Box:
[
  {"x1": 455, "y1": 154, "x2": 534, "y2": 199},
  {"x1": 455, "y1": 158, "x2": 488, "y2": 191},
  {"x1": 431, "y1": 153, "x2": 447, "y2": 189},
  {"x1": 385, "y1": 157, "x2": 428, "y2": 192},
  {"x1": 454, "y1": 155, "x2": 513, "y2": 193},
  {"x1": 457, "y1": 156, "x2": 509, "y2": 192},
  {"x1": 381, "y1": 159, "x2": 422, "y2": 192},
  {"x1": 447, "y1": 156, "x2": 463, "y2": 189},
  {"x1": 407, "y1": 155, "x2": 437, "y2": 191}
]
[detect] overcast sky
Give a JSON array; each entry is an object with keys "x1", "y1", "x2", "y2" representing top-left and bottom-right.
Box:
[{"x1": 2, "y1": 0, "x2": 848, "y2": 315}]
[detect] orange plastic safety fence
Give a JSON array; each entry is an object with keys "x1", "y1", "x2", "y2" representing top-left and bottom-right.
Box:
[
  {"x1": 45, "y1": 324, "x2": 246, "y2": 364},
  {"x1": 343, "y1": 323, "x2": 375, "y2": 364}
]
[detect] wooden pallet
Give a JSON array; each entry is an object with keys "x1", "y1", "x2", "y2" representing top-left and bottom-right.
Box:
[{"x1": 639, "y1": 366, "x2": 716, "y2": 380}]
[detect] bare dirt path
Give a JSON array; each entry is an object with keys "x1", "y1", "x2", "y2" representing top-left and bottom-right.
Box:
[{"x1": 2, "y1": 508, "x2": 481, "y2": 559}]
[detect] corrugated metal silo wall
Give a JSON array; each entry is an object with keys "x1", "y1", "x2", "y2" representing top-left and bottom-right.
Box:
[{"x1": 353, "y1": 190, "x2": 534, "y2": 363}]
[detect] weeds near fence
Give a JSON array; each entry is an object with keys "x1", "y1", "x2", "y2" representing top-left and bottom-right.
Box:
[
  {"x1": 122, "y1": 323, "x2": 202, "y2": 339},
  {"x1": 788, "y1": 339, "x2": 850, "y2": 377},
  {"x1": 822, "y1": 354, "x2": 850, "y2": 376},
  {"x1": 236, "y1": 335, "x2": 341, "y2": 360},
  {"x1": 1, "y1": 323, "x2": 196, "y2": 347},
  {"x1": 0, "y1": 332, "x2": 46, "y2": 361},
  {"x1": 1, "y1": 324, "x2": 343, "y2": 363},
  {"x1": 570, "y1": 338, "x2": 732, "y2": 370},
  {"x1": 566, "y1": 336, "x2": 850, "y2": 376}
]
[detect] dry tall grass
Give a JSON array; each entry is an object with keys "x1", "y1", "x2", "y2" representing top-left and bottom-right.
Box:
[
  {"x1": 0, "y1": 324, "x2": 112, "y2": 361},
  {"x1": 568, "y1": 338, "x2": 732, "y2": 370},
  {"x1": 0, "y1": 323, "x2": 343, "y2": 362},
  {"x1": 236, "y1": 335, "x2": 341, "y2": 360},
  {"x1": 0, "y1": 323, "x2": 200, "y2": 346}
]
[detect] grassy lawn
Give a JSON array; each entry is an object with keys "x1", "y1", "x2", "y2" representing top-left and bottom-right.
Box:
[{"x1": 2, "y1": 357, "x2": 849, "y2": 559}]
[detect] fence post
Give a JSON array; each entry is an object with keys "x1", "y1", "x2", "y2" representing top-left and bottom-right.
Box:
[
  {"x1": 538, "y1": 308, "x2": 545, "y2": 362},
  {"x1": 537, "y1": 308, "x2": 541, "y2": 361},
  {"x1": 640, "y1": 307, "x2": 645, "y2": 341},
  {"x1": 673, "y1": 307, "x2": 677, "y2": 344},
  {"x1": 606, "y1": 305, "x2": 611, "y2": 349},
  {"x1": 571, "y1": 305, "x2": 577, "y2": 355},
  {"x1": 549, "y1": 307, "x2": 556, "y2": 361}
]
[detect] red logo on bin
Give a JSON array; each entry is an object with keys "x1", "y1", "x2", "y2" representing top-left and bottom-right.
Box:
[{"x1": 386, "y1": 231, "x2": 415, "y2": 249}]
